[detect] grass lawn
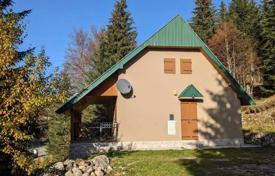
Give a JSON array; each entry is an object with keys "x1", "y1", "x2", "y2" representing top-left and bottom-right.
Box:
[{"x1": 108, "y1": 147, "x2": 275, "y2": 176}]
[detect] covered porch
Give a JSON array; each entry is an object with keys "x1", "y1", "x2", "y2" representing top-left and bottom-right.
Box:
[{"x1": 68, "y1": 75, "x2": 119, "y2": 143}]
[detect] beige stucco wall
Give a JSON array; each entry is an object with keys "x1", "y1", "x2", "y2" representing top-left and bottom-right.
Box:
[{"x1": 116, "y1": 49, "x2": 242, "y2": 143}]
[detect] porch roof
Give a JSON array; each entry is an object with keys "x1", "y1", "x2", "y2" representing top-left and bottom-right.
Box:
[
  {"x1": 56, "y1": 15, "x2": 255, "y2": 113},
  {"x1": 178, "y1": 84, "x2": 203, "y2": 99}
]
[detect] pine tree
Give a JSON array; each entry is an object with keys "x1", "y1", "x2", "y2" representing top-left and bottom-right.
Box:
[
  {"x1": 89, "y1": 0, "x2": 137, "y2": 125},
  {"x1": 191, "y1": 0, "x2": 216, "y2": 42},
  {"x1": 229, "y1": 0, "x2": 261, "y2": 39},
  {"x1": 258, "y1": 0, "x2": 275, "y2": 95},
  {"x1": 219, "y1": 0, "x2": 228, "y2": 23},
  {"x1": 46, "y1": 71, "x2": 72, "y2": 161},
  {"x1": 46, "y1": 111, "x2": 70, "y2": 161},
  {"x1": 92, "y1": 0, "x2": 137, "y2": 78}
]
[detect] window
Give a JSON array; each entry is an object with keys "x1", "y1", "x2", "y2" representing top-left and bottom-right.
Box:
[
  {"x1": 180, "y1": 59, "x2": 192, "y2": 74},
  {"x1": 169, "y1": 114, "x2": 175, "y2": 121},
  {"x1": 164, "y1": 58, "x2": 176, "y2": 74}
]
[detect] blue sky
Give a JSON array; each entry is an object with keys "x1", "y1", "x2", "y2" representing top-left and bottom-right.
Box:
[{"x1": 14, "y1": 0, "x2": 230, "y2": 71}]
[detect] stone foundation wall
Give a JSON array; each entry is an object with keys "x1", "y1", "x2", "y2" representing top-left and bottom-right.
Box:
[{"x1": 69, "y1": 138, "x2": 244, "y2": 159}]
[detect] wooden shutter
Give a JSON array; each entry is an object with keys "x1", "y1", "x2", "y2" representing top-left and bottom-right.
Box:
[
  {"x1": 164, "y1": 58, "x2": 176, "y2": 74},
  {"x1": 180, "y1": 59, "x2": 192, "y2": 74}
]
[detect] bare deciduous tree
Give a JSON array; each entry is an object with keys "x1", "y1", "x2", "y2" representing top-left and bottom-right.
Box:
[
  {"x1": 64, "y1": 27, "x2": 102, "y2": 93},
  {"x1": 208, "y1": 22, "x2": 260, "y2": 95}
]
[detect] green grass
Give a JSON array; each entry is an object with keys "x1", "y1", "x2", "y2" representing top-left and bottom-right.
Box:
[{"x1": 108, "y1": 147, "x2": 275, "y2": 176}]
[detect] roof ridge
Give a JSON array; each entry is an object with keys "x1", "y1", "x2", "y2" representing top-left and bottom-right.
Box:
[{"x1": 141, "y1": 15, "x2": 184, "y2": 46}]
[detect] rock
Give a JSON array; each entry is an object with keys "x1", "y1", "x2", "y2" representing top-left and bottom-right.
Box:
[
  {"x1": 42, "y1": 174, "x2": 51, "y2": 176},
  {"x1": 44, "y1": 155, "x2": 111, "y2": 176},
  {"x1": 65, "y1": 170, "x2": 74, "y2": 176},
  {"x1": 92, "y1": 155, "x2": 109, "y2": 172},
  {"x1": 75, "y1": 159, "x2": 85, "y2": 166},
  {"x1": 64, "y1": 159, "x2": 74, "y2": 165},
  {"x1": 79, "y1": 165, "x2": 87, "y2": 172},
  {"x1": 106, "y1": 165, "x2": 112, "y2": 174},
  {"x1": 72, "y1": 167, "x2": 83, "y2": 176},
  {"x1": 93, "y1": 155, "x2": 109, "y2": 165},
  {"x1": 85, "y1": 160, "x2": 92, "y2": 166},
  {"x1": 85, "y1": 166, "x2": 94, "y2": 174},
  {"x1": 64, "y1": 160, "x2": 74, "y2": 171},
  {"x1": 88, "y1": 160, "x2": 95, "y2": 167},
  {"x1": 79, "y1": 160, "x2": 87, "y2": 167},
  {"x1": 64, "y1": 160, "x2": 74, "y2": 167},
  {"x1": 66, "y1": 163, "x2": 73, "y2": 171},
  {"x1": 94, "y1": 169, "x2": 104, "y2": 176},
  {"x1": 54, "y1": 162, "x2": 65, "y2": 171}
]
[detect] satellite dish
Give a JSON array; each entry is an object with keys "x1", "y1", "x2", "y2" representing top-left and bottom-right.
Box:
[{"x1": 116, "y1": 79, "x2": 132, "y2": 94}]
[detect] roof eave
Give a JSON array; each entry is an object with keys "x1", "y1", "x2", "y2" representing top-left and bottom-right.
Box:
[{"x1": 178, "y1": 97, "x2": 203, "y2": 99}]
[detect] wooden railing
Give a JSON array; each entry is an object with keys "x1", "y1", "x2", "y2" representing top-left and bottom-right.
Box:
[{"x1": 79, "y1": 122, "x2": 119, "y2": 142}]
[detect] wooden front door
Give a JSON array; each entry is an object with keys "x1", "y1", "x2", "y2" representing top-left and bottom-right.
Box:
[{"x1": 181, "y1": 102, "x2": 198, "y2": 140}]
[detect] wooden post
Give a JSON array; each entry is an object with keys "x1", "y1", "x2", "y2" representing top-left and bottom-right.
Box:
[
  {"x1": 70, "y1": 109, "x2": 82, "y2": 143},
  {"x1": 70, "y1": 109, "x2": 75, "y2": 143}
]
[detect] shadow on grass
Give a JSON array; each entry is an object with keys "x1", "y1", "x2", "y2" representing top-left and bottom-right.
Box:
[
  {"x1": 175, "y1": 147, "x2": 275, "y2": 176},
  {"x1": 106, "y1": 149, "x2": 138, "y2": 159},
  {"x1": 107, "y1": 148, "x2": 275, "y2": 176}
]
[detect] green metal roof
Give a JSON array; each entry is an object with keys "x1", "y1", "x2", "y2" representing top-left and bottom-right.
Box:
[
  {"x1": 56, "y1": 15, "x2": 255, "y2": 113},
  {"x1": 178, "y1": 84, "x2": 203, "y2": 98}
]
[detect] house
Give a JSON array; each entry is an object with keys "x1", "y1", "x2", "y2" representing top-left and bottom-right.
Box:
[{"x1": 57, "y1": 15, "x2": 255, "y2": 156}]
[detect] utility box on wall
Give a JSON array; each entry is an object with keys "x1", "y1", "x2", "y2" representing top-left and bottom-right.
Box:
[{"x1": 168, "y1": 114, "x2": 176, "y2": 135}]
